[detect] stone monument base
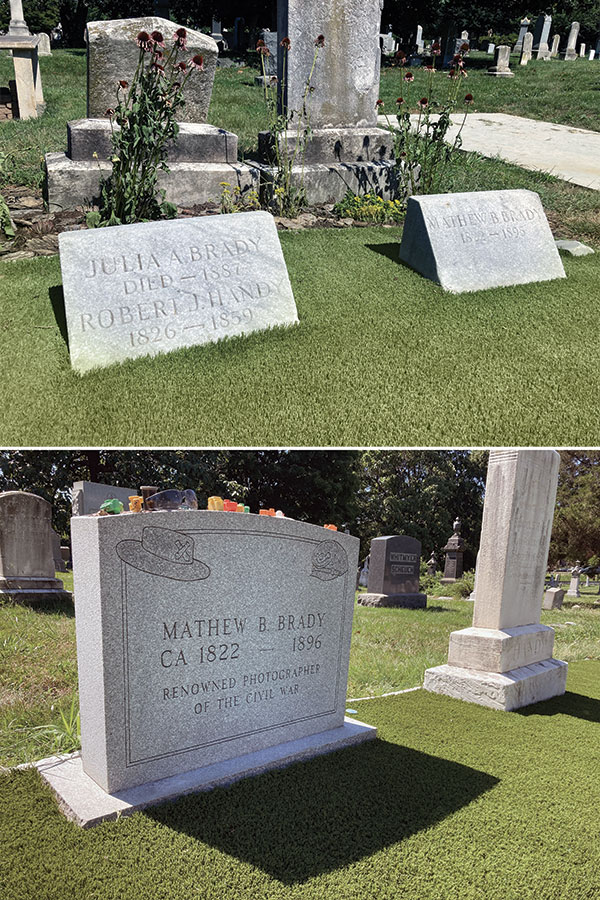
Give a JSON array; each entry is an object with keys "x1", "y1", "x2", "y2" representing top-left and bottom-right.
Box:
[
  {"x1": 35, "y1": 717, "x2": 376, "y2": 827},
  {"x1": 358, "y1": 592, "x2": 427, "y2": 609},
  {"x1": 423, "y1": 657, "x2": 567, "y2": 711},
  {"x1": 45, "y1": 120, "x2": 258, "y2": 212},
  {"x1": 486, "y1": 67, "x2": 515, "y2": 77},
  {"x1": 0, "y1": 574, "x2": 72, "y2": 603},
  {"x1": 260, "y1": 161, "x2": 399, "y2": 205},
  {"x1": 447, "y1": 624, "x2": 555, "y2": 672}
]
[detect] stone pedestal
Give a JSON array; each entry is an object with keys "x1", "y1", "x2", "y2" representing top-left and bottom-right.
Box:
[
  {"x1": 0, "y1": 34, "x2": 44, "y2": 119},
  {"x1": 440, "y1": 517, "x2": 464, "y2": 584},
  {"x1": 358, "y1": 534, "x2": 426, "y2": 609},
  {"x1": 425, "y1": 450, "x2": 567, "y2": 711},
  {"x1": 261, "y1": 0, "x2": 395, "y2": 204},
  {"x1": 0, "y1": 491, "x2": 71, "y2": 603},
  {"x1": 45, "y1": 17, "x2": 257, "y2": 212},
  {"x1": 487, "y1": 45, "x2": 514, "y2": 77}
]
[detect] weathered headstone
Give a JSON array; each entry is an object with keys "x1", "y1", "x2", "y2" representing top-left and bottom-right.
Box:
[
  {"x1": 537, "y1": 40, "x2": 551, "y2": 61},
  {"x1": 51, "y1": 528, "x2": 67, "y2": 572},
  {"x1": 441, "y1": 518, "x2": 464, "y2": 584},
  {"x1": 358, "y1": 555, "x2": 369, "y2": 587},
  {"x1": 487, "y1": 42, "x2": 495, "y2": 55},
  {"x1": 580, "y1": 43, "x2": 586, "y2": 57},
  {"x1": 426, "y1": 552, "x2": 437, "y2": 576},
  {"x1": 72, "y1": 481, "x2": 136, "y2": 516},
  {"x1": 255, "y1": 28, "x2": 278, "y2": 82},
  {"x1": 425, "y1": 450, "x2": 567, "y2": 711},
  {"x1": 514, "y1": 17, "x2": 530, "y2": 53},
  {"x1": 543, "y1": 587, "x2": 565, "y2": 610},
  {"x1": 550, "y1": 34, "x2": 560, "y2": 57},
  {"x1": 532, "y1": 14, "x2": 551, "y2": 51},
  {"x1": 567, "y1": 564, "x2": 581, "y2": 597},
  {"x1": 487, "y1": 44, "x2": 514, "y2": 76},
  {"x1": 58, "y1": 211, "x2": 298, "y2": 373},
  {"x1": 35, "y1": 32, "x2": 51, "y2": 55},
  {"x1": 358, "y1": 535, "x2": 427, "y2": 608},
  {"x1": 565, "y1": 22, "x2": 580, "y2": 60},
  {"x1": 520, "y1": 32, "x2": 533, "y2": 66},
  {"x1": 0, "y1": 492, "x2": 71, "y2": 603},
  {"x1": 38, "y1": 511, "x2": 375, "y2": 825},
  {"x1": 416, "y1": 24, "x2": 424, "y2": 51},
  {"x1": 398, "y1": 189, "x2": 566, "y2": 293},
  {"x1": 381, "y1": 27, "x2": 397, "y2": 56},
  {"x1": 589, "y1": 49, "x2": 595, "y2": 60}
]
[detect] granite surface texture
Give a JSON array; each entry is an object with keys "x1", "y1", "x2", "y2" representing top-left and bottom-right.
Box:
[
  {"x1": 71, "y1": 510, "x2": 359, "y2": 792},
  {"x1": 59, "y1": 211, "x2": 298, "y2": 373},
  {"x1": 398, "y1": 190, "x2": 566, "y2": 293}
]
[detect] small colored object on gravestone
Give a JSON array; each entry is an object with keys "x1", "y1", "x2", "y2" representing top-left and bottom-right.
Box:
[
  {"x1": 244, "y1": 505, "x2": 250, "y2": 514},
  {"x1": 208, "y1": 496, "x2": 224, "y2": 511},
  {"x1": 99, "y1": 498, "x2": 124, "y2": 515},
  {"x1": 259, "y1": 509, "x2": 269, "y2": 516},
  {"x1": 140, "y1": 486, "x2": 159, "y2": 508},
  {"x1": 324, "y1": 524, "x2": 338, "y2": 531},
  {"x1": 128, "y1": 496, "x2": 143, "y2": 513},
  {"x1": 237, "y1": 503, "x2": 245, "y2": 513},
  {"x1": 276, "y1": 510, "x2": 285, "y2": 517},
  {"x1": 268, "y1": 508, "x2": 276, "y2": 516},
  {"x1": 223, "y1": 499, "x2": 238, "y2": 512}
]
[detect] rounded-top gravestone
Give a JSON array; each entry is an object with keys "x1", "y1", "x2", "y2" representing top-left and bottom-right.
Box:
[{"x1": 358, "y1": 535, "x2": 427, "y2": 608}]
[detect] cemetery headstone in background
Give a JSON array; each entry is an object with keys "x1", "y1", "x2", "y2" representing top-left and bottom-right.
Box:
[
  {"x1": 440, "y1": 518, "x2": 465, "y2": 584},
  {"x1": 358, "y1": 535, "x2": 427, "y2": 608},
  {"x1": 59, "y1": 211, "x2": 298, "y2": 373},
  {"x1": 487, "y1": 45, "x2": 514, "y2": 77},
  {"x1": 425, "y1": 450, "x2": 567, "y2": 711},
  {"x1": 398, "y1": 190, "x2": 566, "y2": 293},
  {"x1": 72, "y1": 481, "x2": 136, "y2": 516},
  {"x1": 567, "y1": 564, "x2": 581, "y2": 597},
  {"x1": 0, "y1": 492, "x2": 71, "y2": 603},
  {"x1": 543, "y1": 587, "x2": 565, "y2": 610},
  {"x1": 51, "y1": 528, "x2": 67, "y2": 572},
  {"x1": 513, "y1": 17, "x2": 530, "y2": 53},
  {"x1": 550, "y1": 34, "x2": 560, "y2": 57},
  {"x1": 38, "y1": 511, "x2": 375, "y2": 825},
  {"x1": 532, "y1": 14, "x2": 552, "y2": 51},
  {"x1": 255, "y1": 28, "x2": 278, "y2": 83},
  {"x1": 520, "y1": 32, "x2": 533, "y2": 66},
  {"x1": 565, "y1": 22, "x2": 580, "y2": 60},
  {"x1": 45, "y1": 17, "x2": 258, "y2": 212}
]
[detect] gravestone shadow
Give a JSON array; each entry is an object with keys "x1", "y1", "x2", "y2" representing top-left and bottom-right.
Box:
[
  {"x1": 145, "y1": 738, "x2": 498, "y2": 883},
  {"x1": 366, "y1": 242, "x2": 400, "y2": 264},
  {"x1": 49, "y1": 286, "x2": 69, "y2": 350},
  {"x1": 517, "y1": 690, "x2": 600, "y2": 723}
]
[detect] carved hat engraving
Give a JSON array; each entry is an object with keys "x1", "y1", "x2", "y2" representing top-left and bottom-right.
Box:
[
  {"x1": 116, "y1": 526, "x2": 210, "y2": 581},
  {"x1": 311, "y1": 540, "x2": 348, "y2": 581}
]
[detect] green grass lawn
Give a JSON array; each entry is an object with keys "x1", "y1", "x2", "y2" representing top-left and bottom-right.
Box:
[
  {"x1": 1, "y1": 658, "x2": 598, "y2": 899},
  {"x1": 2, "y1": 226, "x2": 600, "y2": 446}
]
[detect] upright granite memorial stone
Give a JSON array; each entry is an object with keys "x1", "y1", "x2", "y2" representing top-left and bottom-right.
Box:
[
  {"x1": 567, "y1": 564, "x2": 581, "y2": 597},
  {"x1": 441, "y1": 518, "x2": 465, "y2": 584},
  {"x1": 255, "y1": 28, "x2": 278, "y2": 83},
  {"x1": 59, "y1": 211, "x2": 298, "y2": 373},
  {"x1": 358, "y1": 535, "x2": 427, "y2": 608},
  {"x1": 266, "y1": 0, "x2": 396, "y2": 203},
  {"x1": 72, "y1": 481, "x2": 136, "y2": 516},
  {"x1": 520, "y1": 32, "x2": 533, "y2": 65},
  {"x1": 424, "y1": 450, "x2": 568, "y2": 710},
  {"x1": 398, "y1": 189, "x2": 566, "y2": 293},
  {"x1": 565, "y1": 22, "x2": 580, "y2": 59},
  {"x1": 487, "y1": 45, "x2": 514, "y2": 76},
  {"x1": 514, "y1": 17, "x2": 530, "y2": 53},
  {"x1": 543, "y1": 587, "x2": 565, "y2": 610},
  {"x1": 45, "y1": 17, "x2": 258, "y2": 211},
  {"x1": 532, "y1": 14, "x2": 552, "y2": 51},
  {"x1": 0, "y1": 492, "x2": 71, "y2": 603},
  {"x1": 426, "y1": 552, "x2": 437, "y2": 576},
  {"x1": 37, "y1": 510, "x2": 375, "y2": 825}
]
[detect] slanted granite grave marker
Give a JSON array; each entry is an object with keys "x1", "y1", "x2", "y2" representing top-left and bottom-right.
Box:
[
  {"x1": 358, "y1": 535, "x2": 426, "y2": 608},
  {"x1": 543, "y1": 587, "x2": 565, "y2": 610},
  {"x1": 59, "y1": 211, "x2": 298, "y2": 373},
  {"x1": 38, "y1": 510, "x2": 374, "y2": 825},
  {"x1": 532, "y1": 14, "x2": 552, "y2": 51},
  {"x1": 72, "y1": 480, "x2": 136, "y2": 516},
  {"x1": 398, "y1": 189, "x2": 566, "y2": 293},
  {"x1": 0, "y1": 492, "x2": 71, "y2": 603},
  {"x1": 514, "y1": 18, "x2": 530, "y2": 53},
  {"x1": 424, "y1": 450, "x2": 567, "y2": 711}
]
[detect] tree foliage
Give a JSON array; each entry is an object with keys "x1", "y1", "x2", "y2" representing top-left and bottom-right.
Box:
[
  {"x1": 550, "y1": 451, "x2": 600, "y2": 565},
  {"x1": 0, "y1": 0, "x2": 60, "y2": 34}
]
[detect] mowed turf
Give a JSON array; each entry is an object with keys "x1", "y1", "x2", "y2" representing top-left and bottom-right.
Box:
[
  {"x1": 1, "y1": 227, "x2": 600, "y2": 445},
  {"x1": 0, "y1": 659, "x2": 598, "y2": 900}
]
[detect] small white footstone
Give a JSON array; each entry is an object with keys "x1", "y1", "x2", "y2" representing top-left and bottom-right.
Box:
[
  {"x1": 423, "y1": 658, "x2": 567, "y2": 711},
  {"x1": 35, "y1": 717, "x2": 376, "y2": 827}
]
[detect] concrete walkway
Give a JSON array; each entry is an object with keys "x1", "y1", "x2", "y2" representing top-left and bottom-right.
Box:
[{"x1": 377, "y1": 112, "x2": 600, "y2": 191}]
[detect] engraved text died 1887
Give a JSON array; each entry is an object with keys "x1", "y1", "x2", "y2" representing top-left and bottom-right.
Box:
[{"x1": 59, "y1": 211, "x2": 298, "y2": 373}]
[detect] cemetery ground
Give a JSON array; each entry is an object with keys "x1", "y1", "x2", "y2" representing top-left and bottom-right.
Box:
[
  {"x1": 2, "y1": 55, "x2": 600, "y2": 445},
  {"x1": 0, "y1": 580, "x2": 599, "y2": 899}
]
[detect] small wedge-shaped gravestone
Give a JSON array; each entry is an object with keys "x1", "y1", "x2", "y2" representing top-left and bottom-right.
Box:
[
  {"x1": 59, "y1": 211, "x2": 299, "y2": 373},
  {"x1": 398, "y1": 190, "x2": 566, "y2": 293}
]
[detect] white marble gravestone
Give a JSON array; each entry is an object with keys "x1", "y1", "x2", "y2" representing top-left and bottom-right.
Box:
[
  {"x1": 72, "y1": 480, "x2": 136, "y2": 515},
  {"x1": 37, "y1": 510, "x2": 374, "y2": 825},
  {"x1": 424, "y1": 450, "x2": 567, "y2": 711},
  {"x1": 59, "y1": 211, "x2": 299, "y2": 373},
  {"x1": 398, "y1": 190, "x2": 566, "y2": 293}
]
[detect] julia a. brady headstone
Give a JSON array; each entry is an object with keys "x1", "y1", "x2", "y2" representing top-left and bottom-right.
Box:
[
  {"x1": 424, "y1": 450, "x2": 567, "y2": 710},
  {"x1": 398, "y1": 190, "x2": 566, "y2": 293},
  {"x1": 358, "y1": 535, "x2": 426, "y2": 608},
  {"x1": 37, "y1": 511, "x2": 375, "y2": 825},
  {"x1": 59, "y1": 211, "x2": 298, "y2": 373}
]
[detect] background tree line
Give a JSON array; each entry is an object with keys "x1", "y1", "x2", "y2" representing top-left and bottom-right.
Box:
[
  {"x1": 2, "y1": 2, "x2": 598, "y2": 48},
  {"x1": 0, "y1": 449, "x2": 594, "y2": 567}
]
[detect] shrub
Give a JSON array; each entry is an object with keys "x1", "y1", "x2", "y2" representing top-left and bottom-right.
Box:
[
  {"x1": 449, "y1": 571, "x2": 475, "y2": 600},
  {"x1": 333, "y1": 191, "x2": 405, "y2": 224}
]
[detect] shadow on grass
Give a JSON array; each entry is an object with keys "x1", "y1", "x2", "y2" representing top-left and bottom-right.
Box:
[
  {"x1": 517, "y1": 690, "x2": 600, "y2": 723},
  {"x1": 0, "y1": 595, "x2": 75, "y2": 617},
  {"x1": 365, "y1": 242, "x2": 401, "y2": 263},
  {"x1": 145, "y1": 739, "x2": 498, "y2": 884},
  {"x1": 49, "y1": 285, "x2": 69, "y2": 350}
]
